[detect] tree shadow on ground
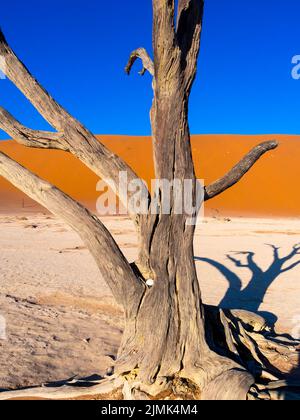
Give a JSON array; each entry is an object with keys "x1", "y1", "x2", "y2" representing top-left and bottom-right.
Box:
[{"x1": 195, "y1": 243, "x2": 300, "y2": 326}]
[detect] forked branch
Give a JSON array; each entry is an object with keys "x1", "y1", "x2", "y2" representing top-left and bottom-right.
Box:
[
  {"x1": 0, "y1": 152, "x2": 144, "y2": 308},
  {"x1": 0, "y1": 107, "x2": 67, "y2": 150},
  {"x1": 0, "y1": 29, "x2": 149, "y2": 224},
  {"x1": 204, "y1": 141, "x2": 278, "y2": 201},
  {"x1": 0, "y1": 30, "x2": 67, "y2": 131},
  {"x1": 125, "y1": 48, "x2": 154, "y2": 76}
]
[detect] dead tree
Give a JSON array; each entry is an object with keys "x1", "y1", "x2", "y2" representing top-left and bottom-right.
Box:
[{"x1": 0, "y1": 1, "x2": 299, "y2": 401}]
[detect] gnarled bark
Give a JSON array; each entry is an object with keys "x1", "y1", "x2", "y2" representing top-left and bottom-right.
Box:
[
  {"x1": 0, "y1": 152, "x2": 144, "y2": 311},
  {"x1": 0, "y1": 307, "x2": 298, "y2": 400},
  {"x1": 0, "y1": 107, "x2": 67, "y2": 150},
  {"x1": 0, "y1": 1, "x2": 295, "y2": 401},
  {"x1": 0, "y1": 30, "x2": 149, "y2": 227},
  {"x1": 118, "y1": 0, "x2": 253, "y2": 395}
]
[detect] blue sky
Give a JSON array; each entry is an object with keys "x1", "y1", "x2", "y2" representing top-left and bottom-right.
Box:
[{"x1": 0, "y1": 0, "x2": 300, "y2": 139}]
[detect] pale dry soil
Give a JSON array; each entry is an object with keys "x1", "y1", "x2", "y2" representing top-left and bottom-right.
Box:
[{"x1": 0, "y1": 213, "x2": 299, "y2": 390}]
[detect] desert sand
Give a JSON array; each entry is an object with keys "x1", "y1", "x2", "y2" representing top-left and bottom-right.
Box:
[
  {"x1": 1, "y1": 135, "x2": 300, "y2": 217},
  {"x1": 0, "y1": 213, "x2": 299, "y2": 390},
  {"x1": 0, "y1": 135, "x2": 299, "y2": 390}
]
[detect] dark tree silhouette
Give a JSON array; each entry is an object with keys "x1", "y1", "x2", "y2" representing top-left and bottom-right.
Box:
[
  {"x1": 198, "y1": 244, "x2": 300, "y2": 321},
  {"x1": 227, "y1": 244, "x2": 300, "y2": 311}
]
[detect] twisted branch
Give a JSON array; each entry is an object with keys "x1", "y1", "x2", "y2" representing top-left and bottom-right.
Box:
[
  {"x1": 125, "y1": 48, "x2": 154, "y2": 76},
  {"x1": 0, "y1": 29, "x2": 148, "y2": 225},
  {"x1": 0, "y1": 152, "x2": 144, "y2": 308},
  {"x1": 204, "y1": 141, "x2": 279, "y2": 201},
  {"x1": 0, "y1": 107, "x2": 67, "y2": 150}
]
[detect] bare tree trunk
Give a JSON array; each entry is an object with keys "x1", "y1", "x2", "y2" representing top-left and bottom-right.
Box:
[
  {"x1": 116, "y1": 0, "x2": 254, "y2": 398},
  {"x1": 0, "y1": 1, "x2": 297, "y2": 401}
]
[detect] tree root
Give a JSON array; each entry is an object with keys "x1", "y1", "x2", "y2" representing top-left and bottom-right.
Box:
[
  {"x1": 0, "y1": 306, "x2": 299, "y2": 400},
  {"x1": 201, "y1": 369, "x2": 255, "y2": 401},
  {"x1": 0, "y1": 376, "x2": 125, "y2": 401},
  {"x1": 248, "y1": 380, "x2": 300, "y2": 400},
  {"x1": 204, "y1": 305, "x2": 300, "y2": 400}
]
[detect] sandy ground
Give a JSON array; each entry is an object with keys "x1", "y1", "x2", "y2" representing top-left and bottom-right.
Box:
[{"x1": 0, "y1": 213, "x2": 299, "y2": 390}]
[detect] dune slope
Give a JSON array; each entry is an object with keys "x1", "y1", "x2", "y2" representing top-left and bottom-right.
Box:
[{"x1": 0, "y1": 135, "x2": 299, "y2": 217}]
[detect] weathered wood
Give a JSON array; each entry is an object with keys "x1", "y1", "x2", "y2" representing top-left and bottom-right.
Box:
[
  {"x1": 176, "y1": 0, "x2": 204, "y2": 92},
  {"x1": 0, "y1": 2, "x2": 293, "y2": 401},
  {"x1": 204, "y1": 140, "x2": 278, "y2": 201},
  {"x1": 0, "y1": 376, "x2": 124, "y2": 401},
  {"x1": 125, "y1": 48, "x2": 154, "y2": 76},
  {"x1": 0, "y1": 107, "x2": 67, "y2": 150},
  {"x1": 0, "y1": 152, "x2": 144, "y2": 310},
  {"x1": 201, "y1": 369, "x2": 255, "y2": 401},
  {"x1": 129, "y1": 0, "x2": 210, "y2": 384},
  {"x1": 0, "y1": 29, "x2": 148, "y2": 224},
  {"x1": 205, "y1": 305, "x2": 300, "y2": 383},
  {"x1": 0, "y1": 305, "x2": 298, "y2": 400},
  {"x1": 117, "y1": 0, "x2": 252, "y2": 393},
  {"x1": 220, "y1": 309, "x2": 239, "y2": 356}
]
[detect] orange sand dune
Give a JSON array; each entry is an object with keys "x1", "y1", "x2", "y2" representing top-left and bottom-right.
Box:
[{"x1": 0, "y1": 135, "x2": 299, "y2": 217}]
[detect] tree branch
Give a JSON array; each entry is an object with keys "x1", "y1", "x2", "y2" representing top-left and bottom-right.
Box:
[
  {"x1": 204, "y1": 141, "x2": 279, "y2": 201},
  {"x1": 0, "y1": 29, "x2": 149, "y2": 224},
  {"x1": 281, "y1": 260, "x2": 300, "y2": 273},
  {"x1": 125, "y1": 48, "x2": 154, "y2": 76},
  {"x1": 0, "y1": 152, "x2": 144, "y2": 309},
  {"x1": 0, "y1": 107, "x2": 67, "y2": 150},
  {"x1": 227, "y1": 255, "x2": 248, "y2": 269},
  {"x1": 0, "y1": 30, "x2": 67, "y2": 131}
]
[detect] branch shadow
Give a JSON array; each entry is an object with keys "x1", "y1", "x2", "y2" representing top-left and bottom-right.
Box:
[{"x1": 195, "y1": 243, "x2": 300, "y2": 326}]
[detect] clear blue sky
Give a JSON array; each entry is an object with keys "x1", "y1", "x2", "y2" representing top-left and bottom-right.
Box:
[{"x1": 0, "y1": 0, "x2": 300, "y2": 139}]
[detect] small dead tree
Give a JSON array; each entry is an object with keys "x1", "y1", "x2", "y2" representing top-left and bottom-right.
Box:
[{"x1": 0, "y1": 1, "x2": 299, "y2": 401}]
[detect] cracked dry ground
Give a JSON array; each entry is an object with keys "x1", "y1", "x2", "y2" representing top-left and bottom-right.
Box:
[{"x1": 0, "y1": 213, "x2": 299, "y2": 389}]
